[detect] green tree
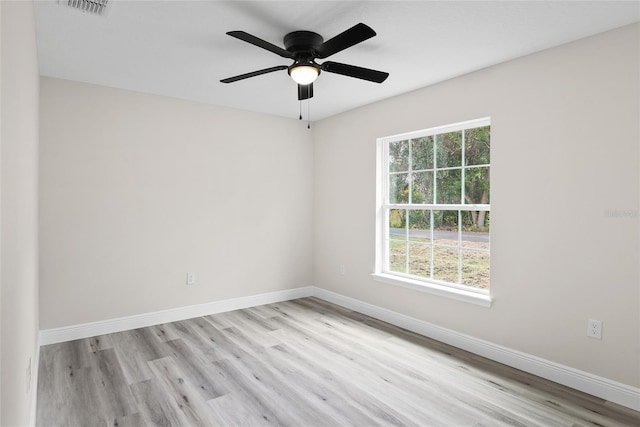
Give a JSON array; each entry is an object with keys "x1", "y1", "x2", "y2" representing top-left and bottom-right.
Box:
[{"x1": 463, "y1": 126, "x2": 490, "y2": 230}]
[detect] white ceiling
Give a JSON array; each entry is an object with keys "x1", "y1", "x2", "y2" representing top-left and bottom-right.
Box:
[{"x1": 34, "y1": 1, "x2": 640, "y2": 121}]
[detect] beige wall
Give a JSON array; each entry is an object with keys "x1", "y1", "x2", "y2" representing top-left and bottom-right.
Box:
[
  {"x1": 313, "y1": 23, "x2": 640, "y2": 387},
  {"x1": 1, "y1": 1, "x2": 40, "y2": 425},
  {"x1": 39, "y1": 78, "x2": 313, "y2": 329}
]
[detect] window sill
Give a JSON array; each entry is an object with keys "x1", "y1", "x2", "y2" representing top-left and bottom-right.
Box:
[{"x1": 371, "y1": 273, "x2": 492, "y2": 308}]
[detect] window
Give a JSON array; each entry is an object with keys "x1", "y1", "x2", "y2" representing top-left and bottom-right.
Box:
[{"x1": 374, "y1": 118, "x2": 491, "y2": 306}]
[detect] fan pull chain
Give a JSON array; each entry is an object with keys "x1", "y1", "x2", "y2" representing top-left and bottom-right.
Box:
[
  {"x1": 299, "y1": 101, "x2": 302, "y2": 120},
  {"x1": 307, "y1": 99, "x2": 311, "y2": 129}
]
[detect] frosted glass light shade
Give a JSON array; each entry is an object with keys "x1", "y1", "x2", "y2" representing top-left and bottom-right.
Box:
[{"x1": 289, "y1": 66, "x2": 319, "y2": 85}]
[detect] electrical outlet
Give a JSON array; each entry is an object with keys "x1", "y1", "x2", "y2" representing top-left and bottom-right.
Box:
[
  {"x1": 339, "y1": 264, "x2": 346, "y2": 275},
  {"x1": 186, "y1": 272, "x2": 196, "y2": 285},
  {"x1": 587, "y1": 319, "x2": 602, "y2": 339}
]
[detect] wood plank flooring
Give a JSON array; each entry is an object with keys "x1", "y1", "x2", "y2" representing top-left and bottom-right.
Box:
[{"x1": 37, "y1": 297, "x2": 640, "y2": 426}]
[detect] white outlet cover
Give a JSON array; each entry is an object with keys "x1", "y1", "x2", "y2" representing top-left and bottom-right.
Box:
[
  {"x1": 186, "y1": 272, "x2": 196, "y2": 285},
  {"x1": 587, "y1": 319, "x2": 602, "y2": 339}
]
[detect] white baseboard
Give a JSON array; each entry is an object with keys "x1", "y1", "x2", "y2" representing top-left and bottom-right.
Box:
[
  {"x1": 38, "y1": 286, "x2": 315, "y2": 345},
  {"x1": 313, "y1": 287, "x2": 640, "y2": 412},
  {"x1": 36, "y1": 285, "x2": 640, "y2": 412}
]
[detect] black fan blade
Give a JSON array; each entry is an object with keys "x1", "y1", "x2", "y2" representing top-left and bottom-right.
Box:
[
  {"x1": 321, "y1": 61, "x2": 389, "y2": 83},
  {"x1": 220, "y1": 65, "x2": 288, "y2": 83},
  {"x1": 226, "y1": 31, "x2": 294, "y2": 59},
  {"x1": 298, "y1": 83, "x2": 314, "y2": 100},
  {"x1": 315, "y1": 23, "x2": 376, "y2": 59}
]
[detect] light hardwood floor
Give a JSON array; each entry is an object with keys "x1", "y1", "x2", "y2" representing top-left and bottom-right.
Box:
[{"x1": 37, "y1": 297, "x2": 640, "y2": 426}]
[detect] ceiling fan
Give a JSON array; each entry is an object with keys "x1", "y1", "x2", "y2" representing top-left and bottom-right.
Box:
[{"x1": 220, "y1": 23, "x2": 389, "y2": 101}]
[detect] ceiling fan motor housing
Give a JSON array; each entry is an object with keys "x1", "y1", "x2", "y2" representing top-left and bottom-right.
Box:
[{"x1": 283, "y1": 31, "x2": 324, "y2": 54}]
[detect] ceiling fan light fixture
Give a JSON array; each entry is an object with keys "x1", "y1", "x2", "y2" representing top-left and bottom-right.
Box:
[{"x1": 289, "y1": 65, "x2": 319, "y2": 85}]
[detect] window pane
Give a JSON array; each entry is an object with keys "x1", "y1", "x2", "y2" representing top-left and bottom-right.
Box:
[
  {"x1": 412, "y1": 136, "x2": 434, "y2": 170},
  {"x1": 461, "y1": 219, "x2": 490, "y2": 249},
  {"x1": 461, "y1": 249, "x2": 490, "y2": 289},
  {"x1": 388, "y1": 239, "x2": 407, "y2": 274},
  {"x1": 389, "y1": 173, "x2": 410, "y2": 203},
  {"x1": 465, "y1": 126, "x2": 490, "y2": 166},
  {"x1": 408, "y1": 210, "x2": 432, "y2": 279},
  {"x1": 433, "y1": 210, "x2": 458, "y2": 247},
  {"x1": 436, "y1": 169, "x2": 462, "y2": 204},
  {"x1": 409, "y1": 243, "x2": 431, "y2": 279},
  {"x1": 407, "y1": 210, "x2": 431, "y2": 240},
  {"x1": 388, "y1": 209, "x2": 406, "y2": 231},
  {"x1": 433, "y1": 246, "x2": 459, "y2": 283},
  {"x1": 465, "y1": 166, "x2": 490, "y2": 205},
  {"x1": 389, "y1": 140, "x2": 409, "y2": 172},
  {"x1": 412, "y1": 172, "x2": 434, "y2": 204},
  {"x1": 436, "y1": 131, "x2": 462, "y2": 168}
]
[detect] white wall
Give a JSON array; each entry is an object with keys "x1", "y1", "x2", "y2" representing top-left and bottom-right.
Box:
[
  {"x1": 39, "y1": 78, "x2": 313, "y2": 329},
  {"x1": 313, "y1": 24, "x2": 640, "y2": 387},
  {"x1": 1, "y1": 1, "x2": 40, "y2": 425}
]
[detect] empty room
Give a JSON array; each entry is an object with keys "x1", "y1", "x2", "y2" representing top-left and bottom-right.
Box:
[{"x1": 1, "y1": 0, "x2": 639, "y2": 426}]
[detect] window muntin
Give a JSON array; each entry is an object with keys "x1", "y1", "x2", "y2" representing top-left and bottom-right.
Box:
[{"x1": 378, "y1": 118, "x2": 490, "y2": 293}]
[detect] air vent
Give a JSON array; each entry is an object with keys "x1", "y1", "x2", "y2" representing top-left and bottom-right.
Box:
[{"x1": 62, "y1": 0, "x2": 111, "y2": 16}]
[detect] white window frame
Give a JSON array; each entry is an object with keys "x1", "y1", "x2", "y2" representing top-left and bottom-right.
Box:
[{"x1": 373, "y1": 118, "x2": 492, "y2": 307}]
